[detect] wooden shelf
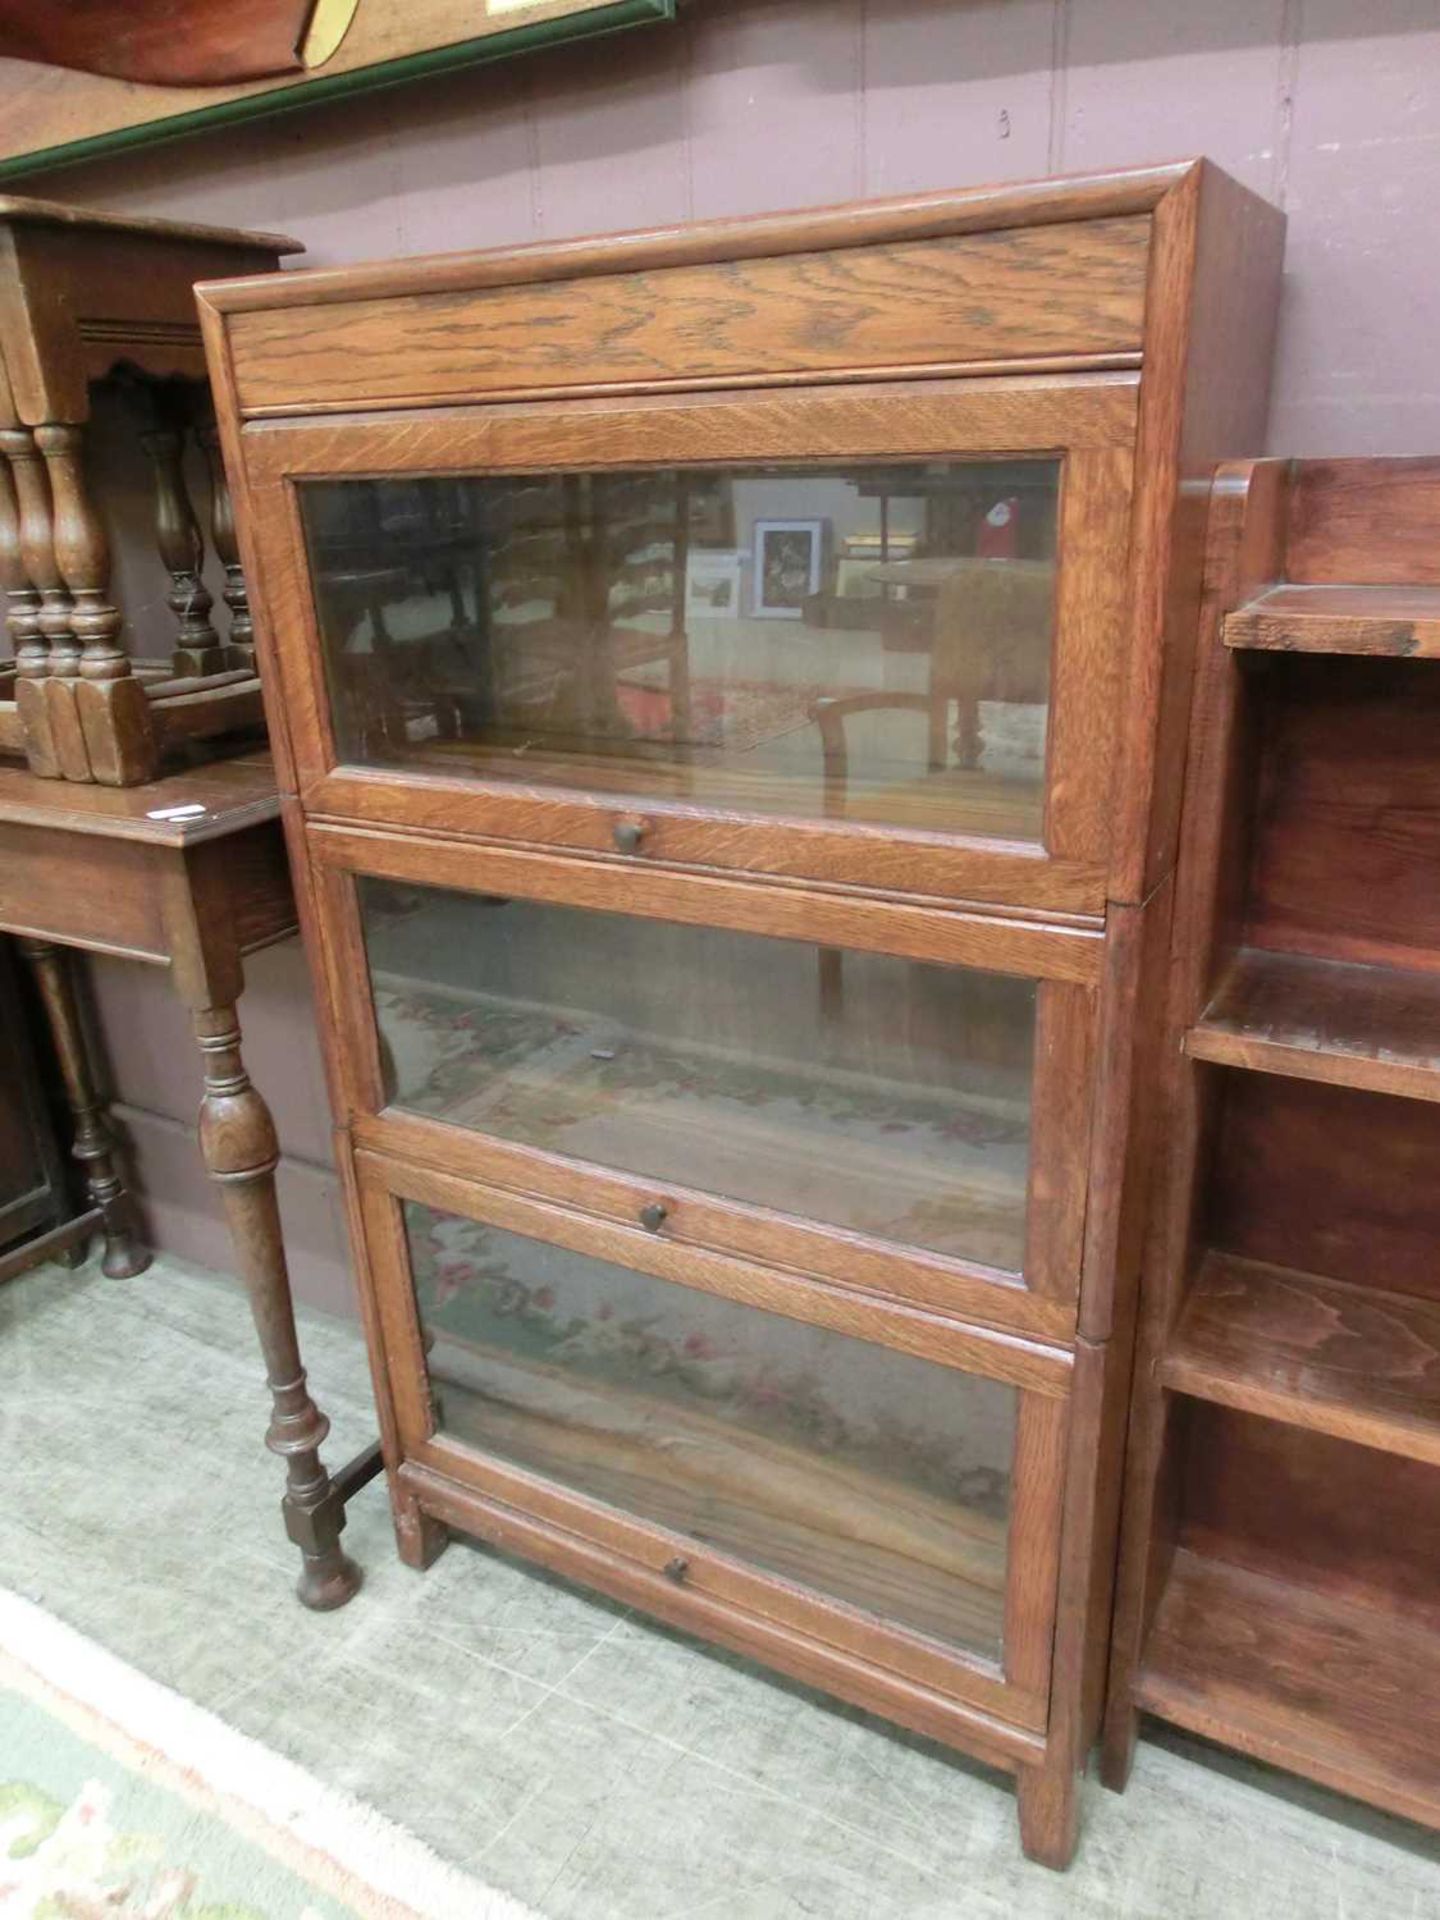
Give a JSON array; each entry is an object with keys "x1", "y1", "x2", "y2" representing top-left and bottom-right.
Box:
[
  {"x1": 1186, "y1": 947, "x2": 1440, "y2": 1102},
  {"x1": 1223, "y1": 582, "x2": 1440, "y2": 656},
  {"x1": 1162, "y1": 1251, "x2": 1440, "y2": 1466},
  {"x1": 432, "y1": 1333, "x2": 1008, "y2": 1658},
  {"x1": 1137, "y1": 1549, "x2": 1440, "y2": 1830}
]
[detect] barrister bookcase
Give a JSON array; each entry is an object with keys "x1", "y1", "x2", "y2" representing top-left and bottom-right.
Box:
[{"x1": 198, "y1": 161, "x2": 1282, "y2": 1865}]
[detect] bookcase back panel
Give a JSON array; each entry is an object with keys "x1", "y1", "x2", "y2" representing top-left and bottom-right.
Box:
[
  {"x1": 1247, "y1": 657, "x2": 1440, "y2": 972},
  {"x1": 1178, "y1": 1403, "x2": 1440, "y2": 1633},
  {"x1": 1209, "y1": 1072, "x2": 1440, "y2": 1305}
]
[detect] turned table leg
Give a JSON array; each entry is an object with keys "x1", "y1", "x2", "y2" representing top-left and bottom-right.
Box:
[
  {"x1": 192, "y1": 1002, "x2": 361, "y2": 1610},
  {"x1": 17, "y1": 938, "x2": 148, "y2": 1279}
]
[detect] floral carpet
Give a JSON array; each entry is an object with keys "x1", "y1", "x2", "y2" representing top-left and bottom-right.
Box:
[{"x1": 0, "y1": 1589, "x2": 532, "y2": 1920}]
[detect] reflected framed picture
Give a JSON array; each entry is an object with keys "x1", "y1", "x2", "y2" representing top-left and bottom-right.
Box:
[
  {"x1": 684, "y1": 549, "x2": 744, "y2": 619},
  {"x1": 753, "y1": 518, "x2": 828, "y2": 619}
]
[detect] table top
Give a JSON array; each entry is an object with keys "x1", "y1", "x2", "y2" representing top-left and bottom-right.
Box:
[
  {"x1": 0, "y1": 751, "x2": 283, "y2": 846},
  {"x1": 0, "y1": 194, "x2": 300, "y2": 254}
]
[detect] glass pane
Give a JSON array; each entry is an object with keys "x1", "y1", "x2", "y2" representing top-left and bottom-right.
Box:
[
  {"x1": 362, "y1": 877, "x2": 1036, "y2": 1271},
  {"x1": 301, "y1": 460, "x2": 1058, "y2": 841},
  {"x1": 405, "y1": 1200, "x2": 1014, "y2": 1657}
]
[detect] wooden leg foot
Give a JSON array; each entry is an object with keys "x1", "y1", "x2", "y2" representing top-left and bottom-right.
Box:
[
  {"x1": 954, "y1": 697, "x2": 984, "y2": 771},
  {"x1": 1099, "y1": 1702, "x2": 1138, "y2": 1792},
  {"x1": 282, "y1": 1450, "x2": 363, "y2": 1611},
  {"x1": 394, "y1": 1496, "x2": 449, "y2": 1572},
  {"x1": 1017, "y1": 1761, "x2": 1080, "y2": 1870},
  {"x1": 194, "y1": 1002, "x2": 361, "y2": 1610},
  {"x1": 99, "y1": 1219, "x2": 150, "y2": 1280},
  {"x1": 19, "y1": 938, "x2": 150, "y2": 1279}
]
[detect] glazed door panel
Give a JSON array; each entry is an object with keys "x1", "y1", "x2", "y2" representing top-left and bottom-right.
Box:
[
  {"x1": 309, "y1": 825, "x2": 1099, "y2": 1341},
  {"x1": 353, "y1": 1147, "x2": 1069, "y2": 1733},
  {"x1": 242, "y1": 376, "x2": 1137, "y2": 913}
]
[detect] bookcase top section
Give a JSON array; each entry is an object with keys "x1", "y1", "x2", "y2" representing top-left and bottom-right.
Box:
[
  {"x1": 198, "y1": 160, "x2": 1282, "y2": 429},
  {"x1": 199, "y1": 161, "x2": 1207, "y2": 317}
]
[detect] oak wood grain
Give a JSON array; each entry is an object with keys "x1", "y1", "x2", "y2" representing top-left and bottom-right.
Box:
[
  {"x1": 432, "y1": 1334, "x2": 1007, "y2": 1654},
  {"x1": 1212, "y1": 1071, "x2": 1440, "y2": 1307},
  {"x1": 357, "y1": 1145, "x2": 1072, "y2": 1398},
  {"x1": 1098, "y1": 459, "x2": 1288, "y2": 1789},
  {"x1": 227, "y1": 221, "x2": 1151, "y2": 415},
  {"x1": 1179, "y1": 1403, "x2": 1440, "y2": 1636},
  {"x1": 1188, "y1": 946, "x2": 1440, "y2": 1102},
  {"x1": 1286, "y1": 457, "x2": 1440, "y2": 587},
  {"x1": 202, "y1": 167, "x2": 1198, "y2": 318},
  {"x1": 1245, "y1": 656, "x2": 1440, "y2": 974},
  {"x1": 1163, "y1": 1251, "x2": 1440, "y2": 1466},
  {"x1": 1137, "y1": 1547, "x2": 1440, "y2": 1831},
  {"x1": 308, "y1": 818, "x2": 1104, "y2": 985},
  {"x1": 1224, "y1": 582, "x2": 1440, "y2": 657},
  {"x1": 402, "y1": 1454, "x2": 1046, "y2": 1768},
  {"x1": 352, "y1": 1102, "x2": 1079, "y2": 1346}
]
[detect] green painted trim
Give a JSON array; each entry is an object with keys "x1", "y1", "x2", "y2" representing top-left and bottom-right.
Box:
[{"x1": 0, "y1": 0, "x2": 674, "y2": 182}]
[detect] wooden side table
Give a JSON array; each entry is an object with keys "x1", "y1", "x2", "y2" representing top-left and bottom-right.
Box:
[
  {"x1": 0, "y1": 747, "x2": 378, "y2": 1606},
  {"x1": 0, "y1": 196, "x2": 299, "y2": 786}
]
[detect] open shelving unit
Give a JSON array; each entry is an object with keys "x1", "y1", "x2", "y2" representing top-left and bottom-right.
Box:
[
  {"x1": 1136, "y1": 1548, "x2": 1440, "y2": 1830},
  {"x1": 1102, "y1": 456, "x2": 1440, "y2": 1836},
  {"x1": 1162, "y1": 1250, "x2": 1440, "y2": 1467},
  {"x1": 1223, "y1": 581, "x2": 1440, "y2": 657},
  {"x1": 1186, "y1": 947, "x2": 1440, "y2": 1102}
]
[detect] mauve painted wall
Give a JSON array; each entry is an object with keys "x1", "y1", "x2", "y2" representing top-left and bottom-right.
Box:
[{"x1": 25, "y1": 0, "x2": 1440, "y2": 1314}]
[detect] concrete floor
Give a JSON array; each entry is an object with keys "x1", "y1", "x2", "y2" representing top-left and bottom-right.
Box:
[{"x1": 3, "y1": 1251, "x2": 1438, "y2": 1920}]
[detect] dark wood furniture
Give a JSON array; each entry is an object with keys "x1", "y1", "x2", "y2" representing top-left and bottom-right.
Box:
[
  {"x1": 1102, "y1": 456, "x2": 1440, "y2": 1834},
  {"x1": 0, "y1": 933, "x2": 87, "y2": 1279},
  {"x1": 0, "y1": 196, "x2": 299, "y2": 786},
  {"x1": 0, "y1": 748, "x2": 377, "y2": 1605},
  {"x1": 199, "y1": 162, "x2": 1283, "y2": 1865}
]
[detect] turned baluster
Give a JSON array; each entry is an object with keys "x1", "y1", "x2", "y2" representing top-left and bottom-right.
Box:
[
  {"x1": 36, "y1": 423, "x2": 156, "y2": 786},
  {"x1": 197, "y1": 421, "x2": 254, "y2": 672},
  {"x1": 192, "y1": 1003, "x2": 360, "y2": 1609},
  {"x1": 17, "y1": 938, "x2": 148, "y2": 1278},
  {"x1": 142, "y1": 411, "x2": 225, "y2": 678},
  {"x1": 0, "y1": 427, "x2": 66, "y2": 778}
]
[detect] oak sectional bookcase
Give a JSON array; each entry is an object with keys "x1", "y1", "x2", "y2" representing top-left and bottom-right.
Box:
[{"x1": 198, "y1": 161, "x2": 1282, "y2": 1866}]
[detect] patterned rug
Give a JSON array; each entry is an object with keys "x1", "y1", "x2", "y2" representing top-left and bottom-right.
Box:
[{"x1": 0, "y1": 1588, "x2": 534, "y2": 1920}]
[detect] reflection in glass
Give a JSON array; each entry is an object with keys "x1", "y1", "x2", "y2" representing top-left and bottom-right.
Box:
[
  {"x1": 301, "y1": 461, "x2": 1058, "y2": 839},
  {"x1": 362, "y1": 878, "x2": 1037, "y2": 1271},
  {"x1": 406, "y1": 1201, "x2": 1015, "y2": 1656}
]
